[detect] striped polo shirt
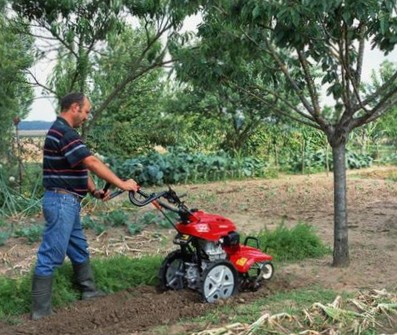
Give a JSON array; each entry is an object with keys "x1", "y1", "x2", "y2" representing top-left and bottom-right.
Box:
[{"x1": 43, "y1": 117, "x2": 92, "y2": 196}]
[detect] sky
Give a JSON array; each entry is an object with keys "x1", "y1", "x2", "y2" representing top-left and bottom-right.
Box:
[{"x1": 25, "y1": 21, "x2": 397, "y2": 121}]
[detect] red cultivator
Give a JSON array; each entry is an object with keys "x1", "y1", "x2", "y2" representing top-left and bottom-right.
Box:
[{"x1": 108, "y1": 185, "x2": 274, "y2": 302}]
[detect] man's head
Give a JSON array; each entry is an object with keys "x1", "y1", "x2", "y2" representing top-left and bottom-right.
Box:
[{"x1": 60, "y1": 92, "x2": 91, "y2": 128}]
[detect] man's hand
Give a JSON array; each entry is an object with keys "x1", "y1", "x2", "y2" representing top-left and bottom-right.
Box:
[
  {"x1": 91, "y1": 189, "x2": 111, "y2": 201},
  {"x1": 90, "y1": 179, "x2": 138, "y2": 201},
  {"x1": 120, "y1": 179, "x2": 139, "y2": 192}
]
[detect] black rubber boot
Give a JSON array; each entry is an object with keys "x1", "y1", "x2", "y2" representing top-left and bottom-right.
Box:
[
  {"x1": 73, "y1": 260, "x2": 106, "y2": 300},
  {"x1": 31, "y1": 274, "x2": 53, "y2": 320}
]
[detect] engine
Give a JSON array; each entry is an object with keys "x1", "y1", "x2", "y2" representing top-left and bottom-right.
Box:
[
  {"x1": 199, "y1": 239, "x2": 227, "y2": 262},
  {"x1": 184, "y1": 240, "x2": 227, "y2": 290}
]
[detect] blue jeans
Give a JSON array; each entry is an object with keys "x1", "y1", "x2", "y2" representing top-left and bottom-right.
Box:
[{"x1": 34, "y1": 191, "x2": 90, "y2": 276}]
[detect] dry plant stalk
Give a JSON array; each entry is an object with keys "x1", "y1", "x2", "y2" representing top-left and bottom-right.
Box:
[
  {"x1": 191, "y1": 322, "x2": 246, "y2": 335},
  {"x1": 190, "y1": 290, "x2": 397, "y2": 335}
]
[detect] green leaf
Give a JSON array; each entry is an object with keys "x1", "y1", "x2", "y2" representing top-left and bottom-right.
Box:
[{"x1": 380, "y1": 17, "x2": 388, "y2": 35}]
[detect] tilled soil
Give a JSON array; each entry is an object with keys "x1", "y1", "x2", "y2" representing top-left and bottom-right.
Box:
[
  {"x1": 1, "y1": 166, "x2": 397, "y2": 334},
  {"x1": 1, "y1": 279, "x2": 296, "y2": 335}
]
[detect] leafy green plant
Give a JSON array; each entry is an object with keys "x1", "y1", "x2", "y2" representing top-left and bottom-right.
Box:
[
  {"x1": 124, "y1": 210, "x2": 179, "y2": 236},
  {"x1": 103, "y1": 209, "x2": 129, "y2": 227},
  {"x1": 13, "y1": 225, "x2": 43, "y2": 244},
  {"x1": 285, "y1": 148, "x2": 373, "y2": 173},
  {"x1": 81, "y1": 215, "x2": 107, "y2": 235},
  {"x1": 127, "y1": 223, "x2": 143, "y2": 235},
  {"x1": 346, "y1": 151, "x2": 373, "y2": 169},
  {"x1": 135, "y1": 211, "x2": 159, "y2": 226},
  {"x1": 132, "y1": 211, "x2": 178, "y2": 230},
  {"x1": 110, "y1": 147, "x2": 268, "y2": 186},
  {"x1": 156, "y1": 211, "x2": 178, "y2": 228},
  {"x1": 0, "y1": 231, "x2": 9, "y2": 246}
]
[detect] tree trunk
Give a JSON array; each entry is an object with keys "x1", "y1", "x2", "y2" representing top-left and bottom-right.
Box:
[
  {"x1": 332, "y1": 142, "x2": 350, "y2": 267},
  {"x1": 325, "y1": 143, "x2": 329, "y2": 177},
  {"x1": 301, "y1": 138, "x2": 305, "y2": 174}
]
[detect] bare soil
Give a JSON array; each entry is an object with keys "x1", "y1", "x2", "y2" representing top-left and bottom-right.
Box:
[{"x1": 1, "y1": 166, "x2": 397, "y2": 334}]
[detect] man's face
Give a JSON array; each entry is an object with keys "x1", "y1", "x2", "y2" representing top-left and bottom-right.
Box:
[{"x1": 72, "y1": 97, "x2": 91, "y2": 128}]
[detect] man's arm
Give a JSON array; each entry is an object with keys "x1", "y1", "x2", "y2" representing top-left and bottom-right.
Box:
[
  {"x1": 83, "y1": 155, "x2": 138, "y2": 191},
  {"x1": 87, "y1": 176, "x2": 96, "y2": 194}
]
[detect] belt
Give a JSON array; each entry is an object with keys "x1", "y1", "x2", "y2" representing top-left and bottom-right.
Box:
[{"x1": 47, "y1": 188, "x2": 83, "y2": 202}]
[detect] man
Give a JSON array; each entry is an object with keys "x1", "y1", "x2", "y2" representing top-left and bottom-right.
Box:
[{"x1": 32, "y1": 92, "x2": 139, "y2": 320}]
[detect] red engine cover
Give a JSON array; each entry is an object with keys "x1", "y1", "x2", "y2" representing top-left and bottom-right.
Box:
[{"x1": 176, "y1": 210, "x2": 237, "y2": 241}]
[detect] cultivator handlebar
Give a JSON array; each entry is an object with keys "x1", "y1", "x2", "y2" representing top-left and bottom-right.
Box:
[
  {"x1": 103, "y1": 182, "x2": 191, "y2": 216},
  {"x1": 129, "y1": 187, "x2": 190, "y2": 215}
]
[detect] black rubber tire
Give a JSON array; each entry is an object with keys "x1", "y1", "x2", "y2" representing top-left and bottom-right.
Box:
[{"x1": 158, "y1": 250, "x2": 187, "y2": 291}]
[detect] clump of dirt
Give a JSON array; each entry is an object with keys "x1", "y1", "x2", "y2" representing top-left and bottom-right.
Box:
[{"x1": 1, "y1": 166, "x2": 397, "y2": 334}]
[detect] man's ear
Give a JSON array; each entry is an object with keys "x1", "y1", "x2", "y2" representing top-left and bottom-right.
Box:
[{"x1": 71, "y1": 102, "x2": 80, "y2": 113}]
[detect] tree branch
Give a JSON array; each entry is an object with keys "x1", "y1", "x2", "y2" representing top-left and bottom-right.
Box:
[
  {"x1": 350, "y1": 87, "x2": 397, "y2": 129},
  {"x1": 297, "y1": 49, "x2": 321, "y2": 115},
  {"x1": 263, "y1": 41, "x2": 317, "y2": 113},
  {"x1": 40, "y1": 20, "x2": 79, "y2": 59},
  {"x1": 339, "y1": 23, "x2": 368, "y2": 117},
  {"x1": 355, "y1": 24, "x2": 365, "y2": 87},
  {"x1": 337, "y1": 28, "x2": 350, "y2": 110},
  {"x1": 224, "y1": 78, "x2": 320, "y2": 129},
  {"x1": 356, "y1": 69, "x2": 397, "y2": 111},
  {"x1": 239, "y1": 28, "x2": 318, "y2": 117},
  {"x1": 25, "y1": 69, "x2": 58, "y2": 96},
  {"x1": 90, "y1": 59, "x2": 175, "y2": 126}
]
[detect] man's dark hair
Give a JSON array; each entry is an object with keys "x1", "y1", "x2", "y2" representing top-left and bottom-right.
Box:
[{"x1": 60, "y1": 92, "x2": 85, "y2": 111}]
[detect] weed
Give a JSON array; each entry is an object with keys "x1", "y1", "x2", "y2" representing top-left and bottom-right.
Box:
[{"x1": 254, "y1": 222, "x2": 330, "y2": 262}]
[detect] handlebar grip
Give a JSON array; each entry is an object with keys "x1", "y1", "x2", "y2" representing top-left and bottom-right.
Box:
[
  {"x1": 137, "y1": 189, "x2": 149, "y2": 197},
  {"x1": 103, "y1": 182, "x2": 111, "y2": 192},
  {"x1": 100, "y1": 182, "x2": 112, "y2": 199}
]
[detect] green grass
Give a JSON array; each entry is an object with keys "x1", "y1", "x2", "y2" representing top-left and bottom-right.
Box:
[
  {"x1": 252, "y1": 222, "x2": 331, "y2": 262},
  {"x1": 93, "y1": 255, "x2": 162, "y2": 292}
]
